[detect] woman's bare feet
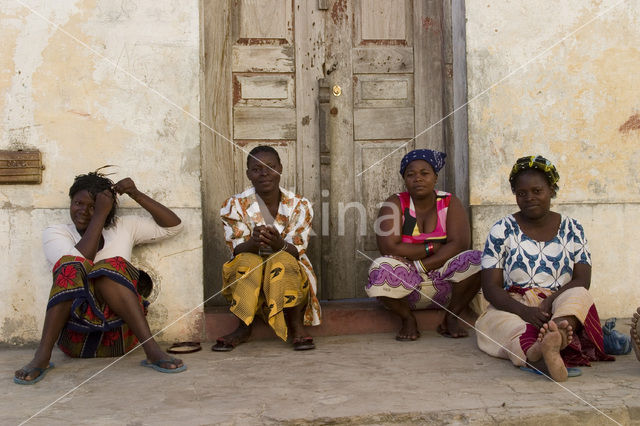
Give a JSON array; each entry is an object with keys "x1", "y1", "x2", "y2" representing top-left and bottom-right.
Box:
[
  {"x1": 437, "y1": 313, "x2": 468, "y2": 338},
  {"x1": 631, "y1": 307, "x2": 640, "y2": 362},
  {"x1": 538, "y1": 319, "x2": 573, "y2": 348},
  {"x1": 396, "y1": 313, "x2": 420, "y2": 341},
  {"x1": 540, "y1": 321, "x2": 568, "y2": 382}
]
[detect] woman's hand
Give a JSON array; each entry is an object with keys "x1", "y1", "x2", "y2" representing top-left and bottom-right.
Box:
[
  {"x1": 113, "y1": 178, "x2": 140, "y2": 199},
  {"x1": 259, "y1": 225, "x2": 286, "y2": 250},
  {"x1": 94, "y1": 189, "x2": 115, "y2": 217},
  {"x1": 538, "y1": 296, "x2": 554, "y2": 316},
  {"x1": 517, "y1": 306, "x2": 550, "y2": 329},
  {"x1": 112, "y1": 177, "x2": 181, "y2": 227},
  {"x1": 252, "y1": 225, "x2": 269, "y2": 248}
]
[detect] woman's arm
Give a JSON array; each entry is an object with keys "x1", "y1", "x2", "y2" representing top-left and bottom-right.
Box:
[
  {"x1": 233, "y1": 226, "x2": 265, "y2": 256},
  {"x1": 74, "y1": 189, "x2": 113, "y2": 260},
  {"x1": 482, "y1": 268, "x2": 550, "y2": 329},
  {"x1": 377, "y1": 195, "x2": 473, "y2": 270},
  {"x1": 376, "y1": 195, "x2": 430, "y2": 260},
  {"x1": 113, "y1": 178, "x2": 181, "y2": 227},
  {"x1": 539, "y1": 263, "x2": 591, "y2": 313},
  {"x1": 419, "y1": 195, "x2": 470, "y2": 271}
]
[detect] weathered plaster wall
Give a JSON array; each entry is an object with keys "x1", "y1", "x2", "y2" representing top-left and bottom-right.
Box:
[
  {"x1": 466, "y1": 1, "x2": 640, "y2": 317},
  {"x1": 0, "y1": 0, "x2": 203, "y2": 343}
]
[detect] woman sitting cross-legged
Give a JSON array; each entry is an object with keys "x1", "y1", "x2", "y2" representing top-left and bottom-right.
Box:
[
  {"x1": 214, "y1": 145, "x2": 321, "y2": 351},
  {"x1": 366, "y1": 149, "x2": 482, "y2": 341},
  {"x1": 14, "y1": 170, "x2": 185, "y2": 385},
  {"x1": 476, "y1": 155, "x2": 614, "y2": 382}
]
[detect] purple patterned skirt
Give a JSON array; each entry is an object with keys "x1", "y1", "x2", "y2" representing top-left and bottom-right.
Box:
[{"x1": 365, "y1": 250, "x2": 481, "y2": 309}]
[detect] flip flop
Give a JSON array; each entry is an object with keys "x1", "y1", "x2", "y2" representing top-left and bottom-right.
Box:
[
  {"x1": 140, "y1": 358, "x2": 186, "y2": 373},
  {"x1": 167, "y1": 341, "x2": 202, "y2": 354},
  {"x1": 293, "y1": 336, "x2": 316, "y2": 351},
  {"x1": 437, "y1": 324, "x2": 467, "y2": 339},
  {"x1": 14, "y1": 363, "x2": 55, "y2": 385},
  {"x1": 519, "y1": 366, "x2": 582, "y2": 378}
]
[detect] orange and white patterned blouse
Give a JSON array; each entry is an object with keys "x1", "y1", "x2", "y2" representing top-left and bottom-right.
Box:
[{"x1": 220, "y1": 186, "x2": 321, "y2": 326}]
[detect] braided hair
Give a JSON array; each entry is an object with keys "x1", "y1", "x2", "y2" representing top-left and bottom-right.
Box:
[{"x1": 68, "y1": 167, "x2": 118, "y2": 227}]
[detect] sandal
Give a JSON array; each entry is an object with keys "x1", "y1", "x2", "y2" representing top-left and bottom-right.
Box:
[
  {"x1": 140, "y1": 358, "x2": 186, "y2": 373},
  {"x1": 14, "y1": 363, "x2": 55, "y2": 385},
  {"x1": 167, "y1": 341, "x2": 202, "y2": 354},
  {"x1": 211, "y1": 336, "x2": 249, "y2": 352},
  {"x1": 293, "y1": 336, "x2": 315, "y2": 351}
]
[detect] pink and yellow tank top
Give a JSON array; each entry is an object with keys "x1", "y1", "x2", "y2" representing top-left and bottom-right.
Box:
[{"x1": 398, "y1": 191, "x2": 451, "y2": 244}]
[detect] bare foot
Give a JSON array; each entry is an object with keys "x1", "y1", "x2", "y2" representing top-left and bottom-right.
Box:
[
  {"x1": 552, "y1": 319, "x2": 573, "y2": 349},
  {"x1": 536, "y1": 324, "x2": 548, "y2": 343},
  {"x1": 438, "y1": 313, "x2": 468, "y2": 338},
  {"x1": 396, "y1": 313, "x2": 420, "y2": 341},
  {"x1": 537, "y1": 320, "x2": 573, "y2": 348},
  {"x1": 541, "y1": 321, "x2": 568, "y2": 382},
  {"x1": 631, "y1": 307, "x2": 640, "y2": 362}
]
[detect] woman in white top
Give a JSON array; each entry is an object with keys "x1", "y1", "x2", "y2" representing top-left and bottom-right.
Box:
[{"x1": 15, "y1": 170, "x2": 185, "y2": 384}]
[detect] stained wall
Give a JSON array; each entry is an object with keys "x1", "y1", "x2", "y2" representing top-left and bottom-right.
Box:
[
  {"x1": 466, "y1": 1, "x2": 640, "y2": 316},
  {"x1": 0, "y1": 0, "x2": 203, "y2": 343}
]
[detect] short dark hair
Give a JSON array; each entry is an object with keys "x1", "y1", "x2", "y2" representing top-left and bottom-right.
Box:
[
  {"x1": 246, "y1": 145, "x2": 281, "y2": 168},
  {"x1": 68, "y1": 168, "x2": 118, "y2": 227}
]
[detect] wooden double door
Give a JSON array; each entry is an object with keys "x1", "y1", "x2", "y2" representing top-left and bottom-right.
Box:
[{"x1": 201, "y1": 0, "x2": 460, "y2": 303}]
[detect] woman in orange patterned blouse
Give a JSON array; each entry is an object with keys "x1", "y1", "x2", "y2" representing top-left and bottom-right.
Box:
[{"x1": 214, "y1": 146, "x2": 321, "y2": 351}]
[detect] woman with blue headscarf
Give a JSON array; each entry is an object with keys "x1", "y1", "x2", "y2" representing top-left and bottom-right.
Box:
[{"x1": 366, "y1": 149, "x2": 482, "y2": 341}]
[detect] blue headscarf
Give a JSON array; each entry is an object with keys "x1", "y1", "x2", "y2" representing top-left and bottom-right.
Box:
[{"x1": 400, "y1": 149, "x2": 447, "y2": 176}]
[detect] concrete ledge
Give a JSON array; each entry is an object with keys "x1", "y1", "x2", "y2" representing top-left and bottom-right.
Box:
[{"x1": 205, "y1": 299, "x2": 477, "y2": 341}]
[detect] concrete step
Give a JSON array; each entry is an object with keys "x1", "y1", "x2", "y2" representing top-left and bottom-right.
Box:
[{"x1": 204, "y1": 298, "x2": 478, "y2": 341}]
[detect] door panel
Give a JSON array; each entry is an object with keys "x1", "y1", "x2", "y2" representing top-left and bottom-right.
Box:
[
  {"x1": 325, "y1": 0, "x2": 443, "y2": 299},
  {"x1": 202, "y1": 0, "x2": 447, "y2": 303}
]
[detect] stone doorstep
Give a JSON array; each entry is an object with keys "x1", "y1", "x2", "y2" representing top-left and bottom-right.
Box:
[{"x1": 204, "y1": 299, "x2": 478, "y2": 341}]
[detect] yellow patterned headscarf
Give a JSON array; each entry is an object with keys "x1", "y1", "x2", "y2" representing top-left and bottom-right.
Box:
[{"x1": 509, "y1": 155, "x2": 559, "y2": 192}]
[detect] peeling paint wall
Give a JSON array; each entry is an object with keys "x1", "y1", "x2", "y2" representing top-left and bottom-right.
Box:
[
  {"x1": 466, "y1": 1, "x2": 640, "y2": 317},
  {"x1": 0, "y1": 1, "x2": 203, "y2": 343}
]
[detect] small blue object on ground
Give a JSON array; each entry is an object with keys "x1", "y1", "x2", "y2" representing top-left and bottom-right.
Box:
[
  {"x1": 602, "y1": 318, "x2": 632, "y2": 355},
  {"x1": 519, "y1": 366, "x2": 582, "y2": 378}
]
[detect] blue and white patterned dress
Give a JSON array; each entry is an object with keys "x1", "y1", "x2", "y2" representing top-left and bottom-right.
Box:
[{"x1": 481, "y1": 215, "x2": 591, "y2": 291}]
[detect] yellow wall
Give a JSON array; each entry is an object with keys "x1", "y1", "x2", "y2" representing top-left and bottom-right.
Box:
[
  {"x1": 0, "y1": 0, "x2": 203, "y2": 343},
  {"x1": 466, "y1": 1, "x2": 640, "y2": 317}
]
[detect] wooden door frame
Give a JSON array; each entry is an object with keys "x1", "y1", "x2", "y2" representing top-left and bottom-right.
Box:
[{"x1": 199, "y1": 0, "x2": 470, "y2": 304}]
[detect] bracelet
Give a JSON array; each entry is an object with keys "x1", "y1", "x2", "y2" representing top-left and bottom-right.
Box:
[
  {"x1": 425, "y1": 242, "x2": 434, "y2": 257},
  {"x1": 281, "y1": 241, "x2": 287, "y2": 251}
]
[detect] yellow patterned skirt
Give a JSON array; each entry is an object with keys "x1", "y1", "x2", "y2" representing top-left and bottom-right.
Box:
[{"x1": 222, "y1": 252, "x2": 309, "y2": 341}]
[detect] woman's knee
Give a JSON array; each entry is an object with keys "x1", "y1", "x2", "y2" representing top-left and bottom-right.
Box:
[
  {"x1": 555, "y1": 286, "x2": 593, "y2": 305},
  {"x1": 233, "y1": 252, "x2": 264, "y2": 265}
]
